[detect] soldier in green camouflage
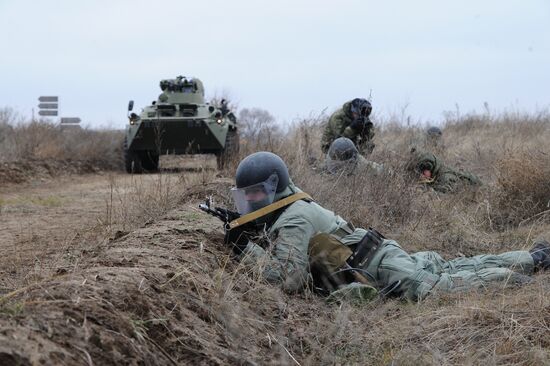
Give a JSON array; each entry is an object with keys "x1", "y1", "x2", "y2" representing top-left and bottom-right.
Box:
[
  {"x1": 321, "y1": 98, "x2": 375, "y2": 155},
  {"x1": 222, "y1": 152, "x2": 548, "y2": 303},
  {"x1": 323, "y1": 137, "x2": 384, "y2": 176},
  {"x1": 407, "y1": 149, "x2": 481, "y2": 193}
]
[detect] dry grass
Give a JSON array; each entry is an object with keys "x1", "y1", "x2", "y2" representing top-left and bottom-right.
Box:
[
  {"x1": 2, "y1": 108, "x2": 550, "y2": 365},
  {"x1": 0, "y1": 108, "x2": 123, "y2": 170}
]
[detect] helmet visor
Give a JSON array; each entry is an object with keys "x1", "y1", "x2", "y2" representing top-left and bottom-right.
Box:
[{"x1": 231, "y1": 173, "x2": 279, "y2": 215}]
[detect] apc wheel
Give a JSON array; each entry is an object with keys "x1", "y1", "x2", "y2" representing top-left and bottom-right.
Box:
[
  {"x1": 125, "y1": 151, "x2": 143, "y2": 174},
  {"x1": 123, "y1": 137, "x2": 143, "y2": 174},
  {"x1": 216, "y1": 129, "x2": 240, "y2": 170},
  {"x1": 140, "y1": 151, "x2": 160, "y2": 172}
]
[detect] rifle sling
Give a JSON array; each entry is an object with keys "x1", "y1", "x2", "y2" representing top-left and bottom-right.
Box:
[{"x1": 228, "y1": 192, "x2": 313, "y2": 229}]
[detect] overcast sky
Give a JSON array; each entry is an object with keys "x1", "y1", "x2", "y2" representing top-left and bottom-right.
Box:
[{"x1": 1, "y1": 0, "x2": 549, "y2": 128}]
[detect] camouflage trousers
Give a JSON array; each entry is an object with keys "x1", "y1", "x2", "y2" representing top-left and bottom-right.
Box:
[{"x1": 363, "y1": 240, "x2": 534, "y2": 300}]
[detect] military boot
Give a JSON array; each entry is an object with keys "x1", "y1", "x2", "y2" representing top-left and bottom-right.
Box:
[{"x1": 529, "y1": 239, "x2": 550, "y2": 271}]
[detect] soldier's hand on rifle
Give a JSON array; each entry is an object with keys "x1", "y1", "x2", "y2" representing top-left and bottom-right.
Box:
[
  {"x1": 224, "y1": 226, "x2": 250, "y2": 255},
  {"x1": 215, "y1": 207, "x2": 240, "y2": 223},
  {"x1": 349, "y1": 117, "x2": 366, "y2": 131}
]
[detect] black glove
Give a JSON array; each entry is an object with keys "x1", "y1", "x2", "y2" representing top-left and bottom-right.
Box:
[
  {"x1": 350, "y1": 117, "x2": 374, "y2": 139},
  {"x1": 224, "y1": 225, "x2": 250, "y2": 255},
  {"x1": 349, "y1": 117, "x2": 367, "y2": 131},
  {"x1": 215, "y1": 207, "x2": 240, "y2": 222}
]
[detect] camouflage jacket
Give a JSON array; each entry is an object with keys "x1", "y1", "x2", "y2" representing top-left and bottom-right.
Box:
[
  {"x1": 238, "y1": 182, "x2": 367, "y2": 292},
  {"x1": 321, "y1": 101, "x2": 375, "y2": 154},
  {"x1": 408, "y1": 150, "x2": 481, "y2": 193}
]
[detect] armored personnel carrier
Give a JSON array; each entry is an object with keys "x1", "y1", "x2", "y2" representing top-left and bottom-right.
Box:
[{"x1": 124, "y1": 76, "x2": 239, "y2": 173}]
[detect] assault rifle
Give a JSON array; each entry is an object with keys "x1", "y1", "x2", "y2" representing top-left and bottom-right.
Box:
[{"x1": 198, "y1": 196, "x2": 240, "y2": 228}]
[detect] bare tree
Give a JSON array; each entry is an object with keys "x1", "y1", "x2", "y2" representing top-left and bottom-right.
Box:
[{"x1": 238, "y1": 108, "x2": 282, "y2": 150}]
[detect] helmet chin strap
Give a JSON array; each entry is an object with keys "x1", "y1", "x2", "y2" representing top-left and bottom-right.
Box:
[{"x1": 228, "y1": 192, "x2": 313, "y2": 229}]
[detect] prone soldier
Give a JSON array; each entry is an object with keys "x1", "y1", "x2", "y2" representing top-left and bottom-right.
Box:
[
  {"x1": 407, "y1": 148, "x2": 482, "y2": 193},
  {"x1": 203, "y1": 151, "x2": 549, "y2": 303}
]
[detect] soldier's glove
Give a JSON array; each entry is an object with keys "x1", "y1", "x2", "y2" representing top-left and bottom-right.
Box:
[
  {"x1": 349, "y1": 117, "x2": 367, "y2": 131},
  {"x1": 215, "y1": 207, "x2": 240, "y2": 223},
  {"x1": 224, "y1": 225, "x2": 250, "y2": 255}
]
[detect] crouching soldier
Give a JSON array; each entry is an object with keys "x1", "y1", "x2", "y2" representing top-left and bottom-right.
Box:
[
  {"x1": 215, "y1": 151, "x2": 548, "y2": 303},
  {"x1": 321, "y1": 98, "x2": 376, "y2": 155},
  {"x1": 407, "y1": 149, "x2": 482, "y2": 193},
  {"x1": 324, "y1": 137, "x2": 384, "y2": 176}
]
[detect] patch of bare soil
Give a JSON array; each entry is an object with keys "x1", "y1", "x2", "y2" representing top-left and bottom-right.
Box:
[{"x1": 0, "y1": 173, "x2": 117, "y2": 293}]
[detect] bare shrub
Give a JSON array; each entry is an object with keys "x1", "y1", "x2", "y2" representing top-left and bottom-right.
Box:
[{"x1": 238, "y1": 108, "x2": 284, "y2": 152}]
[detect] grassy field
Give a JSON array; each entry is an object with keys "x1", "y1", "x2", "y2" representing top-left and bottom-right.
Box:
[{"x1": 0, "y1": 109, "x2": 549, "y2": 365}]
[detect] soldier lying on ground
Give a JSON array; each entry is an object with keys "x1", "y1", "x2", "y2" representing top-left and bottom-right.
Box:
[
  {"x1": 407, "y1": 148, "x2": 482, "y2": 193},
  {"x1": 208, "y1": 151, "x2": 550, "y2": 303},
  {"x1": 321, "y1": 98, "x2": 375, "y2": 155},
  {"x1": 323, "y1": 137, "x2": 383, "y2": 176}
]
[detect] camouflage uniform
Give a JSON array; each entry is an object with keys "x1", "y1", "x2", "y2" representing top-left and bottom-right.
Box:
[
  {"x1": 321, "y1": 101, "x2": 375, "y2": 155},
  {"x1": 324, "y1": 154, "x2": 384, "y2": 176},
  {"x1": 238, "y1": 181, "x2": 533, "y2": 299},
  {"x1": 408, "y1": 150, "x2": 481, "y2": 193}
]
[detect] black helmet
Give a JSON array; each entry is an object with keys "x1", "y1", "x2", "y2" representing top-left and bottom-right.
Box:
[
  {"x1": 235, "y1": 152, "x2": 289, "y2": 192},
  {"x1": 350, "y1": 98, "x2": 372, "y2": 117},
  {"x1": 327, "y1": 137, "x2": 358, "y2": 161},
  {"x1": 427, "y1": 126, "x2": 442, "y2": 137},
  {"x1": 233, "y1": 152, "x2": 290, "y2": 215}
]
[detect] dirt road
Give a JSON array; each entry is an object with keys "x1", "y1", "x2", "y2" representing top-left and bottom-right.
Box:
[
  {"x1": 0, "y1": 173, "x2": 152, "y2": 292},
  {"x1": 0, "y1": 155, "x2": 221, "y2": 294}
]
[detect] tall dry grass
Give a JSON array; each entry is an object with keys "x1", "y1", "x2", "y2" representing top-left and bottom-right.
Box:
[{"x1": 0, "y1": 107, "x2": 123, "y2": 169}]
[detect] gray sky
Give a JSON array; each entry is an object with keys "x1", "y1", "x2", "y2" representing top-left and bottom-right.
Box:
[{"x1": 1, "y1": 0, "x2": 549, "y2": 128}]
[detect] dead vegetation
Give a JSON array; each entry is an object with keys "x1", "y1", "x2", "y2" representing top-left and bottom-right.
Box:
[
  {"x1": 1, "y1": 109, "x2": 550, "y2": 364},
  {"x1": 0, "y1": 107, "x2": 123, "y2": 184}
]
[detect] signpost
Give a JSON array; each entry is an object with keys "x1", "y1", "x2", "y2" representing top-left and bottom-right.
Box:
[
  {"x1": 38, "y1": 96, "x2": 59, "y2": 118},
  {"x1": 60, "y1": 117, "x2": 81, "y2": 124},
  {"x1": 38, "y1": 103, "x2": 58, "y2": 109},
  {"x1": 38, "y1": 96, "x2": 58, "y2": 103},
  {"x1": 36, "y1": 96, "x2": 81, "y2": 127},
  {"x1": 38, "y1": 110, "x2": 58, "y2": 116}
]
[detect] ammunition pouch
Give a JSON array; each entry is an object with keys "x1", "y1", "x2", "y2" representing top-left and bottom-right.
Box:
[
  {"x1": 347, "y1": 228, "x2": 385, "y2": 270},
  {"x1": 308, "y1": 233, "x2": 353, "y2": 293},
  {"x1": 308, "y1": 228, "x2": 385, "y2": 294}
]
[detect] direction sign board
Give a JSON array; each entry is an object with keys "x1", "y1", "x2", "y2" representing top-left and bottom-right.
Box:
[
  {"x1": 60, "y1": 117, "x2": 81, "y2": 124},
  {"x1": 38, "y1": 110, "x2": 58, "y2": 116},
  {"x1": 38, "y1": 103, "x2": 58, "y2": 109},
  {"x1": 38, "y1": 96, "x2": 58, "y2": 102}
]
